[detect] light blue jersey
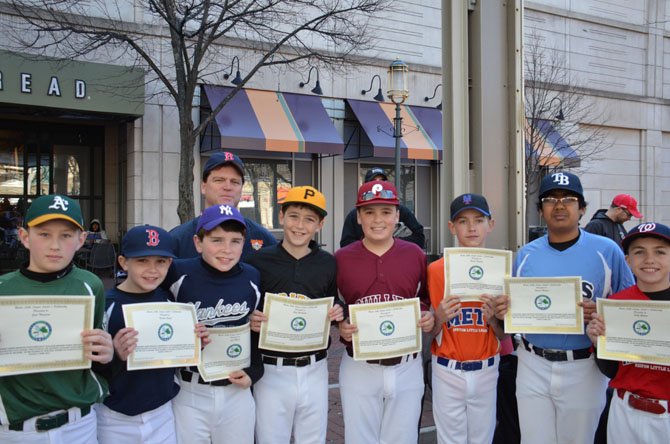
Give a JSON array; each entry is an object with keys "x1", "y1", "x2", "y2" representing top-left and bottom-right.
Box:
[{"x1": 514, "y1": 229, "x2": 634, "y2": 350}]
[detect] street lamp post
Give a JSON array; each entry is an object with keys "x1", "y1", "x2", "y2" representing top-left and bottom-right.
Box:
[{"x1": 387, "y1": 59, "x2": 409, "y2": 192}]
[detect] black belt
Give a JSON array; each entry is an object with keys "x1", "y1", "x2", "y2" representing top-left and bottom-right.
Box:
[
  {"x1": 262, "y1": 350, "x2": 327, "y2": 367},
  {"x1": 522, "y1": 338, "x2": 592, "y2": 362},
  {"x1": 180, "y1": 369, "x2": 231, "y2": 386},
  {"x1": 346, "y1": 347, "x2": 417, "y2": 366},
  {"x1": 8, "y1": 406, "x2": 91, "y2": 432}
]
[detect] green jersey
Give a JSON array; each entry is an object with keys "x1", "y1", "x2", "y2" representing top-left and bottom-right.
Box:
[{"x1": 0, "y1": 267, "x2": 109, "y2": 425}]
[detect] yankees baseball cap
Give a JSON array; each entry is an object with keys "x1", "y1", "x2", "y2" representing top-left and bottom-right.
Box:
[
  {"x1": 364, "y1": 167, "x2": 388, "y2": 183},
  {"x1": 450, "y1": 193, "x2": 491, "y2": 220},
  {"x1": 25, "y1": 195, "x2": 85, "y2": 231},
  {"x1": 539, "y1": 171, "x2": 583, "y2": 199},
  {"x1": 356, "y1": 180, "x2": 400, "y2": 208},
  {"x1": 282, "y1": 186, "x2": 327, "y2": 217},
  {"x1": 202, "y1": 151, "x2": 245, "y2": 182},
  {"x1": 197, "y1": 204, "x2": 247, "y2": 232},
  {"x1": 621, "y1": 222, "x2": 670, "y2": 254},
  {"x1": 121, "y1": 225, "x2": 176, "y2": 258},
  {"x1": 612, "y1": 194, "x2": 643, "y2": 219}
]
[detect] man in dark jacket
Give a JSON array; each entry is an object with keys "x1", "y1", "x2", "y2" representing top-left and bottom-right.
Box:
[
  {"x1": 584, "y1": 194, "x2": 643, "y2": 249},
  {"x1": 339, "y1": 167, "x2": 425, "y2": 249}
]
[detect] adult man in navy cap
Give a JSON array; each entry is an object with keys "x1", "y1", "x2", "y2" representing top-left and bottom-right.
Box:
[
  {"x1": 489, "y1": 171, "x2": 634, "y2": 444},
  {"x1": 339, "y1": 166, "x2": 425, "y2": 248},
  {"x1": 170, "y1": 151, "x2": 276, "y2": 259}
]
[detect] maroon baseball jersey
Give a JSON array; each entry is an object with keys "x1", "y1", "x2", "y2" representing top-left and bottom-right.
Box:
[
  {"x1": 335, "y1": 239, "x2": 428, "y2": 310},
  {"x1": 608, "y1": 285, "x2": 670, "y2": 400}
]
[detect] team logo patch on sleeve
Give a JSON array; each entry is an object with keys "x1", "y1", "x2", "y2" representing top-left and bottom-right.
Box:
[{"x1": 251, "y1": 239, "x2": 264, "y2": 250}]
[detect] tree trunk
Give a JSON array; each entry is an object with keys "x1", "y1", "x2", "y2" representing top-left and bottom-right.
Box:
[{"x1": 177, "y1": 113, "x2": 196, "y2": 223}]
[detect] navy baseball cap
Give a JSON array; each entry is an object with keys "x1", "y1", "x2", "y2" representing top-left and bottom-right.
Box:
[
  {"x1": 621, "y1": 222, "x2": 670, "y2": 254},
  {"x1": 121, "y1": 225, "x2": 176, "y2": 258},
  {"x1": 197, "y1": 204, "x2": 246, "y2": 232},
  {"x1": 364, "y1": 167, "x2": 388, "y2": 183},
  {"x1": 539, "y1": 171, "x2": 583, "y2": 199},
  {"x1": 450, "y1": 194, "x2": 491, "y2": 220},
  {"x1": 202, "y1": 151, "x2": 245, "y2": 182}
]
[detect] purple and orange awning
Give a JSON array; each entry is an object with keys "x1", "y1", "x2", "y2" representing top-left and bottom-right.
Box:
[
  {"x1": 202, "y1": 85, "x2": 344, "y2": 155},
  {"x1": 346, "y1": 99, "x2": 442, "y2": 161},
  {"x1": 525, "y1": 119, "x2": 580, "y2": 167}
]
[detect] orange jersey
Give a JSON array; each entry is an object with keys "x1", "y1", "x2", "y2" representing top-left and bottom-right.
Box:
[{"x1": 428, "y1": 257, "x2": 500, "y2": 361}]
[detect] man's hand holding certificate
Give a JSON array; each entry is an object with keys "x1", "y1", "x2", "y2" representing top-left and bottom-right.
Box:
[
  {"x1": 504, "y1": 277, "x2": 584, "y2": 334},
  {"x1": 122, "y1": 302, "x2": 200, "y2": 371}
]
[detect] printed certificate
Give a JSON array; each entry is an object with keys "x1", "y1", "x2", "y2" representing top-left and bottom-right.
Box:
[
  {"x1": 504, "y1": 277, "x2": 583, "y2": 334},
  {"x1": 444, "y1": 248, "x2": 512, "y2": 302},
  {"x1": 349, "y1": 298, "x2": 421, "y2": 360},
  {"x1": 123, "y1": 302, "x2": 200, "y2": 371},
  {"x1": 259, "y1": 293, "x2": 333, "y2": 353},
  {"x1": 198, "y1": 323, "x2": 251, "y2": 382},
  {"x1": 596, "y1": 299, "x2": 670, "y2": 366},
  {"x1": 0, "y1": 295, "x2": 94, "y2": 376}
]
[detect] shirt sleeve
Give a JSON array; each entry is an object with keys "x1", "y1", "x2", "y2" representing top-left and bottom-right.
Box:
[
  {"x1": 611, "y1": 248, "x2": 635, "y2": 293},
  {"x1": 399, "y1": 205, "x2": 426, "y2": 249},
  {"x1": 339, "y1": 209, "x2": 361, "y2": 248}
]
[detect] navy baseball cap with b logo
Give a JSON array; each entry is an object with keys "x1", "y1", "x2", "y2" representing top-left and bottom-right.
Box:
[
  {"x1": 621, "y1": 222, "x2": 670, "y2": 254},
  {"x1": 197, "y1": 204, "x2": 247, "y2": 232},
  {"x1": 202, "y1": 151, "x2": 245, "y2": 181},
  {"x1": 539, "y1": 171, "x2": 583, "y2": 199},
  {"x1": 121, "y1": 225, "x2": 176, "y2": 258},
  {"x1": 450, "y1": 194, "x2": 491, "y2": 220}
]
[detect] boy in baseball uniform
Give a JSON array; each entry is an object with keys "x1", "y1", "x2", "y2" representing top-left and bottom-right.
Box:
[
  {"x1": 587, "y1": 222, "x2": 670, "y2": 443},
  {"x1": 247, "y1": 186, "x2": 343, "y2": 443},
  {"x1": 164, "y1": 204, "x2": 263, "y2": 444},
  {"x1": 489, "y1": 172, "x2": 634, "y2": 444},
  {"x1": 0, "y1": 195, "x2": 113, "y2": 444},
  {"x1": 428, "y1": 194, "x2": 506, "y2": 444},
  {"x1": 97, "y1": 225, "x2": 209, "y2": 444},
  {"x1": 336, "y1": 180, "x2": 434, "y2": 444}
]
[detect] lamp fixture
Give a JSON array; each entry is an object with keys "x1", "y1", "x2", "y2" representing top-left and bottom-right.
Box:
[
  {"x1": 361, "y1": 74, "x2": 385, "y2": 102},
  {"x1": 424, "y1": 83, "x2": 442, "y2": 110},
  {"x1": 548, "y1": 97, "x2": 565, "y2": 121},
  {"x1": 387, "y1": 58, "x2": 409, "y2": 191},
  {"x1": 299, "y1": 66, "x2": 323, "y2": 96},
  {"x1": 223, "y1": 56, "x2": 242, "y2": 85}
]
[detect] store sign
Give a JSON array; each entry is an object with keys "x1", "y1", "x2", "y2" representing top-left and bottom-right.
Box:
[{"x1": 0, "y1": 50, "x2": 144, "y2": 116}]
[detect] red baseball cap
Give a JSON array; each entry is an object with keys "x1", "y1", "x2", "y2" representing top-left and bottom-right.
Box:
[
  {"x1": 355, "y1": 180, "x2": 400, "y2": 208},
  {"x1": 612, "y1": 194, "x2": 643, "y2": 219}
]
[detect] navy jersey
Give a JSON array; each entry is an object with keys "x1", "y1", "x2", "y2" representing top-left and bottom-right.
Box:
[
  {"x1": 514, "y1": 229, "x2": 634, "y2": 350},
  {"x1": 170, "y1": 216, "x2": 277, "y2": 260},
  {"x1": 246, "y1": 241, "x2": 338, "y2": 358},
  {"x1": 102, "y1": 287, "x2": 180, "y2": 416},
  {"x1": 165, "y1": 258, "x2": 264, "y2": 383}
]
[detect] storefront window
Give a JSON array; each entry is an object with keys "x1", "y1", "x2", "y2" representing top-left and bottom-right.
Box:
[{"x1": 240, "y1": 159, "x2": 292, "y2": 230}]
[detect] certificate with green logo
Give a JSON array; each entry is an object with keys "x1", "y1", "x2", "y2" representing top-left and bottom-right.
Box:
[
  {"x1": 444, "y1": 248, "x2": 512, "y2": 302},
  {"x1": 259, "y1": 293, "x2": 333, "y2": 353},
  {"x1": 596, "y1": 299, "x2": 670, "y2": 366},
  {"x1": 0, "y1": 295, "x2": 94, "y2": 376},
  {"x1": 504, "y1": 277, "x2": 583, "y2": 334},
  {"x1": 123, "y1": 302, "x2": 200, "y2": 371},
  {"x1": 349, "y1": 298, "x2": 421, "y2": 360},
  {"x1": 198, "y1": 323, "x2": 251, "y2": 382}
]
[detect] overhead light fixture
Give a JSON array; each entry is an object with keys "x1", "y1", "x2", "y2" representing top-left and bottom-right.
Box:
[
  {"x1": 387, "y1": 58, "x2": 409, "y2": 191},
  {"x1": 548, "y1": 97, "x2": 565, "y2": 121},
  {"x1": 424, "y1": 83, "x2": 442, "y2": 110},
  {"x1": 299, "y1": 66, "x2": 323, "y2": 96},
  {"x1": 224, "y1": 56, "x2": 243, "y2": 85},
  {"x1": 361, "y1": 74, "x2": 385, "y2": 102}
]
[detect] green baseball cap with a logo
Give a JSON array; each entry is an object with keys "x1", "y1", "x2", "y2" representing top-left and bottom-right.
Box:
[{"x1": 25, "y1": 195, "x2": 85, "y2": 231}]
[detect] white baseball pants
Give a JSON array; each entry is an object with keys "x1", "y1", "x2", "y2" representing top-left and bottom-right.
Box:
[
  {"x1": 172, "y1": 375, "x2": 255, "y2": 444},
  {"x1": 431, "y1": 355, "x2": 499, "y2": 444},
  {"x1": 96, "y1": 401, "x2": 176, "y2": 444},
  {"x1": 339, "y1": 352, "x2": 424, "y2": 444},
  {"x1": 0, "y1": 406, "x2": 97, "y2": 444},
  {"x1": 607, "y1": 389, "x2": 670, "y2": 444},
  {"x1": 516, "y1": 345, "x2": 607, "y2": 444},
  {"x1": 254, "y1": 357, "x2": 328, "y2": 444}
]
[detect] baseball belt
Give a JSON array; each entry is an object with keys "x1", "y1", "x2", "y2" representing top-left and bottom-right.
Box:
[
  {"x1": 262, "y1": 350, "x2": 327, "y2": 367},
  {"x1": 522, "y1": 338, "x2": 592, "y2": 362},
  {"x1": 617, "y1": 389, "x2": 668, "y2": 415},
  {"x1": 180, "y1": 369, "x2": 232, "y2": 387},
  {"x1": 8, "y1": 405, "x2": 91, "y2": 432},
  {"x1": 345, "y1": 347, "x2": 418, "y2": 366},
  {"x1": 436, "y1": 356, "x2": 496, "y2": 371}
]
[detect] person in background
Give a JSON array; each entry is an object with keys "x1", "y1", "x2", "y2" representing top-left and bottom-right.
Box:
[
  {"x1": 86, "y1": 219, "x2": 108, "y2": 246},
  {"x1": 584, "y1": 194, "x2": 642, "y2": 249},
  {"x1": 340, "y1": 167, "x2": 425, "y2": 249}
]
